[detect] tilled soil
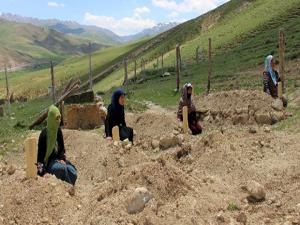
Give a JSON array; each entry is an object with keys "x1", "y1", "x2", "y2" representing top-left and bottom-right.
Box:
[{"x1": 0, "y1": 90, "x2": 299, "y2": 225}]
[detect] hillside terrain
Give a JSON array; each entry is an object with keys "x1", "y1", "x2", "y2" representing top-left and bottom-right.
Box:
[{"x1": 0, "y1": 19, "x2": 107, "y2": 67}]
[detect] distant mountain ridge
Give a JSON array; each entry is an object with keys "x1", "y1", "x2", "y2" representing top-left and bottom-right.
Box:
[{"x1": 0, "y1": 13, "x2": 179, "y2": 43}]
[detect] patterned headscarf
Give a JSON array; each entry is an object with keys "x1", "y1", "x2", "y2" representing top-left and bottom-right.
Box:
[{"x1": 265, "y1": 55, "x2": 277, "y2": 85}]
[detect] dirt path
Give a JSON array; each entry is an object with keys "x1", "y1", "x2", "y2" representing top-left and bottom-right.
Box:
[{"x1": 0, "y1": 90, "x2": 299, "y2": 225}]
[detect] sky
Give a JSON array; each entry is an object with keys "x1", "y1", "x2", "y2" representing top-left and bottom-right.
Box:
[{"x1": 0, "y1": 0, "x2": 230, "y2": 36}]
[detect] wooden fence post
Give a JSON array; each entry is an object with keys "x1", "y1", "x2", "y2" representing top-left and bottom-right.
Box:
[
  {"x1": 24, "y1": 137, "x2": 38, "y2": 178},
  {"x1": 112, "y1": 126, "x2": 120, "y2": 141},
  {"x1": 207, "y1": 38, "x2": 212, "y2": 94},
  {"x1": 176, "y1": 45, "x2": 181, "y2": 91},
  {"x1": 50, "y1": 61, "x2": 56, "y2": 103},
  {"x1": 123, "y1": 58, "x2": 128, "y2": 85},
  {"x1": 182, "y1": 106, "x2": 188, "y2": 134},
  {"x1": 279, "y1": 30, "x2": 285, "y2": 93},
  {"x1": 89, "y1": 42, "x2": 93, "y2": 90}
]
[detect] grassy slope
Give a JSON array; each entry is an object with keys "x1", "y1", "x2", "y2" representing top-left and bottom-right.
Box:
[
  {"x1": 0, "y1": 19, "x2": 108, "y2": 66},
  {"x1": 0, "y1": 38, "x2": 149, "y2": 98},
  {"x1": 95, "y1": 0, "x2": 300, "y2": 105}
]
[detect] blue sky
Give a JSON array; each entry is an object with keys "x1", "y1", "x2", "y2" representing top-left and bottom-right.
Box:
[{"x1": 0, "y1": 0, "x2": 230, "y2": 35}]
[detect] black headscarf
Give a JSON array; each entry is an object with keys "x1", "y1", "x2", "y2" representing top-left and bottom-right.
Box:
[{"x1": 109, "y1": 88, "x2": 126, "y2": 126}]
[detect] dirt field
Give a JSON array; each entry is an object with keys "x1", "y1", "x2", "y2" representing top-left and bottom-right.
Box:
[{"x1": 0, "y1": 90, "x2": 299, "y2": 225}]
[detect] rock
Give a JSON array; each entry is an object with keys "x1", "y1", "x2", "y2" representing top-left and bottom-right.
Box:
[
  {"x1": 151, "y1": 140, "x2": 160, "y2": 149},
  {"x1": 159, "y1": 135, "x2": 180, "y2": 150},
  {"x1": 122, "y1": 139, "x2": 130, "y2": 147},
  {"x1": 236, "y1": 212, "x2": 247, "y2": 225},
  {"x1": 176, "y1": 144, "x2": 191, "y2": 160},
  {"x1": 249, "y1": 127, "x2": 257, "y2": 134},
  {"x1": 0, "y1": 106, "x2": 4, "y2": 117},
  {"x1": 272, "y1": 98, "x2": 284, "y2": 111},
  {"x1": 232, "y1": 114, "x2": 249, "y2": 125},
  {"x1": 270, "y1": 111, "x2": 284, "y2": 124},
  {"x1": 264, "y1": 127, "x2": 271, "y2": 133},
  {"x1": 216, "y1": 213, "x2": 225, "y2": 223},
  {"x1": 7, "y1": 165, "x2": 16, "y2": 175},
  {"x1": 125, "y1": 144, "x2": 132, "y2": 150},
  {"x1": 126, "y1": 187, "x2": 153, "y2": 214},
  {"x1": 246, "y1": 181, "x2": 266, "y2": 202},
  {"x1": 255, "y1": 112, "x2": 272, "y2": 125}
]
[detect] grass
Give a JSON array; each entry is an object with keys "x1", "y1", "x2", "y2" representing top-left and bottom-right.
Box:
[
  {"x1": 0, "y1": 97, "x2": 52, "y2": 157},
  {"x1": 0, "y1": 38, "x2": 149, "y2": 98}
]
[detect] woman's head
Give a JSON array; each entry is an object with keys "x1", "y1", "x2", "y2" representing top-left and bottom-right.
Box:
[
  {"x1": 265, "y1": 55, "x2": 275, "y2": 71},
  {"x1": 47, "y1": 105, "x2": 61, "y2": 128},
  {"x1": 112, "y1": 89, "x2": 126, "y2": 107}
]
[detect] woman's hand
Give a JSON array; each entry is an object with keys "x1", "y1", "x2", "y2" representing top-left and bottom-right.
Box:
[{"x1": 57, "y1": 160, "x2": 66, "y2": 165}]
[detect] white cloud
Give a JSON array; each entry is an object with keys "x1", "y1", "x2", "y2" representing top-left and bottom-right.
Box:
[
  {"x1": 134, "y1": 6, "x2": 150, "y2": 15},
  {"x1": 84, "y1": 7, "x2": 155, "y2": 36},
  {"x1": 48, "y1": 1, "x2": 65, "y2": 8},
  {"x1": 167, "y1": 11, "x2": 179, "y2": 18},
  {"x1": 152, "y1": 0, "x2": 229, "y2": 14}
]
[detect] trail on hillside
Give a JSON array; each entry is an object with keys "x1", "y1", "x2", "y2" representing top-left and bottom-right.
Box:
[{"x1": 0, "y1": 90, "x2": 300, "y2": 225}]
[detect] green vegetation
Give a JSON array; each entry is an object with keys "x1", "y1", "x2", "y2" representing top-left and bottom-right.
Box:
[
  {"x1": 0, "y1": 38, "x2": 149, "y2": 98},
  {"x1": 0, "y1": 97, "x2": 51, "y2": 156},
  {"x1": 227, "y1": 202, "x2": 240, "y2": 211}
]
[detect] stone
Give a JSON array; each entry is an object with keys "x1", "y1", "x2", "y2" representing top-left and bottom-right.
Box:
[
  {"x1": 159, "y1": 135, "x2": 180, "y2": 150},
  {"x1": 236, "y1": 212, "x2": 247, "y2": 225},
  {"x1": 270, "y1": 111, "x2": 284, "y2": 124},
  {"x1": 272, "y1": 98, "x2": 284, "y2": 111},
  {"x1": 264, "y1": 127, "x2": 271, "y2": 133},
  {"x1": 216, "y1": 213, "x2": 225, "y2": 223},
  {"x1": 246, "y1": 181, "x2": 266, "y2": 202},
  {"x1": 125, "y1": 144, "x2": 132, "y2": 151},
  {"x1": 232, "y1": 114, "x2": 249, "y2": 125},
  {"x1": 176, "y1": 144, "x2": 191, "y2": 160},
  {"x1": 151, "y1": 140, "x2": 160, "y2": 149},
  {"x1": 122, "y1": 139, "x2": 130, "y2": 147},
  {"x1": 255, "y1": 112, "x2": 272, "y2": 125},
  {"x1": 7, "y1": 165, "x2": 16, "y2": 175},
  {"x1": 249, "y1": 127, "x2": 257, "y2": 134},
  {"x1": 126, "y1": 187, "x2": 153, "y2": 214}
]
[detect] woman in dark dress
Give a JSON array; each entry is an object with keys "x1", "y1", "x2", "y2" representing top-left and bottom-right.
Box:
[
  {"x1": 37, "y1": 105, "x2": 77, "y2": 185},
  {"x1": 263, "y1": 55, "x2": 287, "y2": 107},
  {"x1": 105, "y1": 89, "x2": 134, "y2": 142},
  {"x1": 177, "y1": 83, "x2": 202, "y2": 135}
]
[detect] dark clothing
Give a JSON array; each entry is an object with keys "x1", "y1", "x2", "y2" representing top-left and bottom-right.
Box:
[
  {"x1": 179, "y1": 111, "x2": 202, "y2": 135},
  {"x1": 105, "y1": 89, "x2": 133, "y2": 142},
  {"x1": 105, "y1": 104, "x2": 133, "y2": 141},
  {"x1": 38, "y1": 128, "x2": 66, "y2": 167},
  {"x1": 177, "y1": 84, "x2": 196, "y2": 119},
  {"x1": 38, "y1": 128, "x2": 77, "y2": 185},
  {"x1": 263, "y1": 70, "x2": 280, "y2": 98}
]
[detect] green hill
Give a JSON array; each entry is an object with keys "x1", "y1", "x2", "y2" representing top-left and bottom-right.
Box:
[{"x1": 0, "y1": 19, "x2": 107, "y2": 67}]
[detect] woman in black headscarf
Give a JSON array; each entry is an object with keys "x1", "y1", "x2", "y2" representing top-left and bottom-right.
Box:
[{"x1": 105, "y1": 89, "x2": 133, "y2": 142}]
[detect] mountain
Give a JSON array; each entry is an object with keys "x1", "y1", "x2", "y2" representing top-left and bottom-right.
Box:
[
  {"x1": 121, "y1": 22, "x2": 179, "y2": 43},
  {"x1": 0, "y1": 13, "x2": 179, "y2": 44},
  {"x1": 0, "y1": 13, "x2": 122, "y2": 45},
  {"x1": 0, "y1": 19, "x2": 107, "y2": 67}
]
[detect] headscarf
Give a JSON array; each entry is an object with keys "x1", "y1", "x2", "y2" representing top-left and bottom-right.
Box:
[
  {"x1": 111, "y1": 88, "x2": 125, "y2": 117},
  {"x1": 265, "y1": 55, "x2": 277, "y2": 85},
  {"x1": 44, "y1": 105, "x2": 61, "y2": 166},
  {"x1": 181, "y1": 83, "x2": 193, "y2": 103},
  {"x1": 178, "y1": 83, "x2": 196, "y2": 115}
]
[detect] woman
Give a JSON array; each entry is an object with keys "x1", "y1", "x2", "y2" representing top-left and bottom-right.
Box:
[
  {"x1": 263, "y1": 55, "x2": 287, "y2": 107},
  {"x1": 105, "y1": 89, "x2": 133, "y2": 142},
  {"x1": 177, "y1": 83, "x2": 202, "y2": 135},
  {"x1": 37, "y1": 105, "x2": 77, "y2": 185}
]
